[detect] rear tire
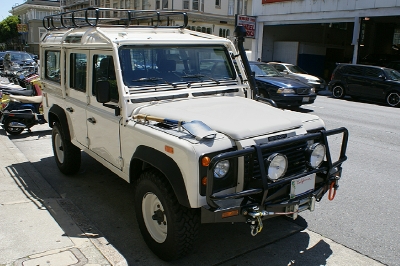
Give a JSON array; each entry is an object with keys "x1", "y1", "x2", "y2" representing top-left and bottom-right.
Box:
[
  {"x1": 52, "y1": 122, "x2": 81, "y2": 175},
  {"x1": 386, "y1": 92, "x2": 400, "y2": 107},
  {"x1": 332, "y1": 85, "x2": 345, "y2": 99},
  {"x1": 4, "y1": 118, "x2": 24, "y2": 135},
  {"x1": 134, "y1": 170, "x2": 200, "y2": 261}
]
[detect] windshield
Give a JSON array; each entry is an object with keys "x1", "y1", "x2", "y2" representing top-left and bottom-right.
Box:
[
  {"x1": 250, "y1": 63, "x2": 282, "y2": 77},
  {"x1": 287, "y1": 65, "x2": 307, "y2": 74},
  {"x1": 10, "y1": 52, "x2": 33, "y2": 61},
  {"x1": 384, "y1": 69, "x2": 400, "y2": 80},
  {"x1": 119, "y1": 45, "x2": 235, "y2": 87}
]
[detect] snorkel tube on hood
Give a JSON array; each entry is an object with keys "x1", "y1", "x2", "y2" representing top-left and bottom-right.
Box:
[{"x1": 234, "y1": 25, "x2": 277, "y2": 107}]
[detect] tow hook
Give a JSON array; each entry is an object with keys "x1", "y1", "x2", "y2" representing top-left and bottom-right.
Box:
[
  {"x1": 328, "y1": 179, "x2": 339, "y2": 201},
  {"x1": 244, "y1": 207, "x2": 274, "y2": 236}
]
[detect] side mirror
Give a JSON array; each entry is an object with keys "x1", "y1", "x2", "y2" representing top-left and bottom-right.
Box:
[
  {"x1": 95, "y1": 80, "x2": 111, "y2": 103},
  {"x1": 378, "y1": 74, "x2": 386, "y2": 80},
  {"x1": 282, "y1": 70, "x2": 289, "y2": 74}
]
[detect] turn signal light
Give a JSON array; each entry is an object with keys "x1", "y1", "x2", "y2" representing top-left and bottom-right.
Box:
[
  {"x1": 201, "y1": 156, "x2": 210, "y2": 167},
  {"x1": 221, "y1": 210, "x2": 239, "y2": 218},
  {"x1": 165, "y1": 145, "x2": 174, "y2": 154}
]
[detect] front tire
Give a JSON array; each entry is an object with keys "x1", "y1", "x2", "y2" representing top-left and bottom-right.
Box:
[
  {"x1": 134, "y1": 170, "x2": 200, "y2": 261},
  {"x1": 4, "y1": 118, "x2": 24, "y2": 135},
  {"x1": 332, "y1": 85, "x2": 345, "y2": 99},
  {"x1": 52, "y1": 122, "x2": 81, "y2": 175},
  {"x1": 386, "y1": 92, "x2": 400, "y2": 107}
]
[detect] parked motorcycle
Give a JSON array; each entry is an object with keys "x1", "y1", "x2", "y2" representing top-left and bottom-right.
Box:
[
  {"x1": 0, "y1": 94, "x2": 46, "y2": 135},
  {"x1": 0, "y1": 72, "x2": 46, "y2": 135}
]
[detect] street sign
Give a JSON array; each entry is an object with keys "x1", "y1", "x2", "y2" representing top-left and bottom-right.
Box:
[{"x1": 237, "y1": 15, "x2": 256, "y2": 39}]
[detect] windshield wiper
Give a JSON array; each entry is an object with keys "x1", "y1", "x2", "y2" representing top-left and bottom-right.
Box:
[
  {"x1": 132, "y1": 77, "x2": 176, "y2": 87},
  {"x1": 182, "y1": 74, "x2": 220, "y2": 84}
]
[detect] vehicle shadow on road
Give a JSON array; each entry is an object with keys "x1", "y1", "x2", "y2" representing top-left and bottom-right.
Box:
[
  {"x1": 6, "y1": 128, "x2": 52, "y2": 140},
  {"x1": 9, "y1": 146, "x2": 333, "y2": 266}
]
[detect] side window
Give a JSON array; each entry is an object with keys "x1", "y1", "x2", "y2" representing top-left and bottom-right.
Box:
[
  {"x1": 364, "y1": 68, "x2": 383, "y2": 78},
  {"x1": 45, "y1": 50, "x2": 61, "y2": 83},
  {"x1": 345, "y1": 66, "x2": 363, "y2": 76},
  {"x1": 274, "y1": 65, "x2": 285, "y2": 72},
  {"x1": 93, "y1": 54, "x2": 118, "y2": 103},
  {"x1": 70, "y1": 53, "x2": 87, "y2": 92}
]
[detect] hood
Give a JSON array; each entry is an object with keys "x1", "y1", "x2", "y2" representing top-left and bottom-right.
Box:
[
  {"x1": 255, "y1": 76, "x2": 309, "y2": 88},
  {"x1": 136, "y1": 96, "x2": 303, "y2": 140}
]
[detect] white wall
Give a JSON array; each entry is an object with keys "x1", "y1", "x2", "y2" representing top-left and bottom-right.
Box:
[{"x1": 253, "y1": 0, "x2": 400, "y2": 25}]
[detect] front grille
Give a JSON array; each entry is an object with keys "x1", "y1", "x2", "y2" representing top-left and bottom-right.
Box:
[
  {"x1": 296, "y1": 88, "x2": 310, "y2": 95},
  {"x1": 244, "y1": 141, "x2": 308, "y2": 182}
]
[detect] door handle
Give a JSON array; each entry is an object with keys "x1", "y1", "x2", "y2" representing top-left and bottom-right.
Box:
[
  {"x1": 66, "y1": 107, "x2": 74, "y2": 113},
  {"x1": 87, "y1": 117, "x2": 96, "y2": 124}
]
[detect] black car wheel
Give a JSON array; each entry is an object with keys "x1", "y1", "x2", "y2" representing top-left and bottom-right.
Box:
[
  {"x1": 386, "y1": 92, "x2": 400, "y2": 107},
  {"x1": 332, "y1": 85, "x2": 345, "y2": 99},
  {"x1": 134, "y1": 170, "x2": 200, "y2": 261},
  {"x1": 52, "y1": 122, "x2": 81, "y2": 175}
]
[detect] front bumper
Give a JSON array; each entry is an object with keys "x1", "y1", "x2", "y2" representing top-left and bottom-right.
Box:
[
  {"x1": 201, "y1": 127, "x2": 348, "y2": 224},
  {"x1": 272, "y1": 94, "x2": 317, "y2": 107}
]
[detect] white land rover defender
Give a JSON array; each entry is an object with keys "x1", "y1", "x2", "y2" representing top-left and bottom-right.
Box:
[{"x1": 40, "y1": 8, "x2": 348, "y2": 261}]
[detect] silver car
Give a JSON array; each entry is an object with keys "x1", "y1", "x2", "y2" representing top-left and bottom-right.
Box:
[{"x1": 268, "y1": 62, "x2": 326, "y2": 92}]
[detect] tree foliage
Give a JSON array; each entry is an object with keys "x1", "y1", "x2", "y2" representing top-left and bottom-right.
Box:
[{"x1": 0, "y1": 15, "x2": 20, "y2": 45}]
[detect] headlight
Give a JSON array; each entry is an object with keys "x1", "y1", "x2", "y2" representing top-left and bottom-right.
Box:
[
  {"x1": 214, "y1": 160, "x2": 230, "y2": 178},
  {"x1": 265, "y1": 153, "x2": 288, "y2": 181},
  {"x1": 308, "y1": 143, "x2": 326, "y2": 168},
  {"x1": 277, "y1": 88, "x2": 295, "y2": 94},
  {"x1": 310, "y1": 88, "x2": 315, "y2": 93}
]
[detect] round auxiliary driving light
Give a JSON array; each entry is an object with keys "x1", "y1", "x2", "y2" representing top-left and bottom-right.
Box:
[
  {"x1": 265, "y1": 153, "x2": 288, "y2": 181},
  {"x1": 214, "y1": 160, "x2": 230, "y2": 178},
  {"x1": 308, "y1": 143, "x2": 326, "y2": 168}
]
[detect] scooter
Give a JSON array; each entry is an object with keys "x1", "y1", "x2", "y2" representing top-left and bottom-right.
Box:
[
  {"x1": 0, "y1": 94, "x2": 46, "y2": 135},
  {"x1": 0, "y1": 77, "x2": 46, "y2": 135}
]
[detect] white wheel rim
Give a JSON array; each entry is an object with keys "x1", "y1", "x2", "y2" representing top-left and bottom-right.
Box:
[
  {"x1": 54, "y1": 131, "x2": 64, "y2": 163},
  {"x1": 142, "y1": 192, "x2": 167, "y2": 243}
]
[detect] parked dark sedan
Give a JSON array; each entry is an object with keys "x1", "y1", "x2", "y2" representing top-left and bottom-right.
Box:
[
  {"x1": 328, "y1": 63, "x2": 400, "y2": 107},
  {"x1": 249, "y1": 61, "x2": 317, "y2": 107},
  {"x1": 3, "y1": 51, "x2": 37, "y2": 72}
]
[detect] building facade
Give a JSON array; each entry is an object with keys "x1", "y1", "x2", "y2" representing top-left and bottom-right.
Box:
[
  {"x1": 251, "y1": 0, "x2": 400, "y2": 79},
  {"x1": 11, "y1": 0, "x2": 60, "y2": 55}
]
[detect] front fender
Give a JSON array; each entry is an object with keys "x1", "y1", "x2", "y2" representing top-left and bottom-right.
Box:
[{"x1": 131, "y1": 145, "x2": 191, "y2": 208}]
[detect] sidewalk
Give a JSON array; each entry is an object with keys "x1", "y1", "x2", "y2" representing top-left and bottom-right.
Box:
[{"x1": 0, "y1": 130, "x2": 127, "y2": 266}]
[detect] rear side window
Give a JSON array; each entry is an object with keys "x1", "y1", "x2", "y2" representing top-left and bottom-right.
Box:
[
  {"x1": 70, "y1": 53, "x2": 87, "y2": 92},
  {"x1": 45, "y1": 50, "x2": 61, "y2": 83},
  {"x1": 344, "y1": 66, "x2": 363, "y2": 76},
  {"x1": 364, "y1": 68, "x2": 383, "y2": 78}
]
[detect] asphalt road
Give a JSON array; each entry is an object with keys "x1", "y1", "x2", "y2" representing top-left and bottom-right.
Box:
[{"x1": 8, "y1": 93, "x2": 399, "y2": 265}]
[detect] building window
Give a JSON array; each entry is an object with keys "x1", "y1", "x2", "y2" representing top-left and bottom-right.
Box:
[
  {"x1": 163, "y1": 0, "x2": 168, "y2": 9},
  {"x1": 215, "y1": 0, "x2": 221, "y2": 8},
  {"x1": 193, "y1": 0, "x2": 199, "y2": 11},
  {"x1": 183, "y1": 0, "x2": 189, "y2": 9},
  {"x1": 156, "y1": 0, "x2": 160, "y2": 9},
  {"x1": 142, "y1": 0, "x2": 150, "y2": 9}
]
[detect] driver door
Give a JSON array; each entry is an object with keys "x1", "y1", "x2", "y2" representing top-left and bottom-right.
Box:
[{"x1": 86, "y1": 51, "x2": 122, "y2": 169}]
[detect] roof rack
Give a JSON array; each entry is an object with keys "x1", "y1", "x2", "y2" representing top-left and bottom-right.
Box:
[{"x1": 43, "y1": 7, "x2": 188, "y2": 30}]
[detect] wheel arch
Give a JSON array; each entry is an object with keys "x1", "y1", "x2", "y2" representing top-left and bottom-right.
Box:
[
  {"x1": 48, "y1": 105, "x2": 72, "y2": 141},
  {"x1": 130, "y1": 145, "x2": 191, "y2": 208}
]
